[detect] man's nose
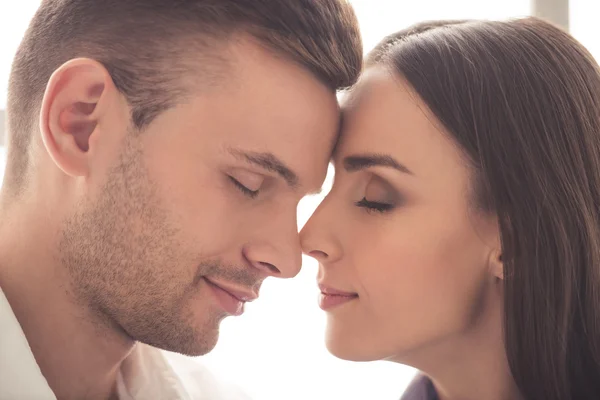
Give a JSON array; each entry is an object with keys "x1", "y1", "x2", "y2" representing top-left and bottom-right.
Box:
[{"x1": 243, "y1": 214, "x2": 302, "y2": 279}]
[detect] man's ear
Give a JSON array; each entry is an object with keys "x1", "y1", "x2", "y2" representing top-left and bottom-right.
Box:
[{"x1": 39, "y1": 58, "x2": 125, "y2": 177}]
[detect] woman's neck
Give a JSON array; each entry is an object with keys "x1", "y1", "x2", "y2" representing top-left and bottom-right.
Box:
[{"x1": 398, "y1": 286, "x2": 523, "y2": 400}]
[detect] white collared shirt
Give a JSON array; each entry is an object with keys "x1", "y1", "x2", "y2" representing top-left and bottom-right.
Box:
[{"x1": 0, "y1": 288, "x2": 251, "y2": 400}]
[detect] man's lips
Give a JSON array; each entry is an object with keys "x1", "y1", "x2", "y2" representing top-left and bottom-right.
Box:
[
  {"x1": 204, "y1": 278, "x2": 259, "y2": 302},
  {"x1": 204, "y1": 278, "x2": 259, "y2": 316}
]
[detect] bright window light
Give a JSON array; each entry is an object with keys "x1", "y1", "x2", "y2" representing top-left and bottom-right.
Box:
[{"x1": 570, "y1": 0, "x2": 600, "y2": 62}]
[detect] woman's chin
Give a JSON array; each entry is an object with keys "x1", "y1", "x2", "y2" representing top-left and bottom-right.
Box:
[{"x1": 325, "y1": 332, "x2": 386, "y2": 362}]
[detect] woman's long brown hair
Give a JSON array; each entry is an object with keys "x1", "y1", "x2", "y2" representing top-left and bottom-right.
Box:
[{"x1": 368, "y1": 17, "x2": 600, "y2": 400}]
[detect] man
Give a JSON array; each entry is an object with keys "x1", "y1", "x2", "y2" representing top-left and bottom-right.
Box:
[{"x1": 0, "y1": 0, "x2": 362, "y2": 398}]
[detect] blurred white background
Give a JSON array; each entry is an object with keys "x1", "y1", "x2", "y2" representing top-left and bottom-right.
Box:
[{"x1": 0, "y1": 1, "x2": 597, "y2": 399}]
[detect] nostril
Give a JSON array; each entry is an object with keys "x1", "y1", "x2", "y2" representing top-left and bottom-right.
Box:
[
  {"x1": 308, "y1": 250, "x2": 328, "y2": 260},
  {"x1": 259, "y1": 261, "x2": 280, "y2": 275}
]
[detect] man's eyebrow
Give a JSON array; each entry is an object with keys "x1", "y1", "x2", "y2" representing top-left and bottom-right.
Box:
[
  {"x1": 228, "y1": 148, "x2": 299, "y2": 188},
  {"x1": 343, "y1": 153, "x2": 414, "y2": 175}
]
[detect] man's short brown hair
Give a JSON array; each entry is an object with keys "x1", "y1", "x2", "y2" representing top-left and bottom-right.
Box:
[{"x1": 5, "y1": 0, "x2": 362, "y2": 193}]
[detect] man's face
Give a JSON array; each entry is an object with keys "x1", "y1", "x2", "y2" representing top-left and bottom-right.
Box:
[{"x1": 59, "y1": 39, "x2": 339, "y2": 355}]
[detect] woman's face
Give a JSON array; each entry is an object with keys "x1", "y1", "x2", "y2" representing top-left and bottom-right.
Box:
[{"x1": 300, "y1": 67, "x2": 502, "y2": 363}]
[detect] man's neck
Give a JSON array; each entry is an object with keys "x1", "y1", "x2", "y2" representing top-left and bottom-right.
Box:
[{"x1": 0, "y1": 209, "x2": 135, "y2": 400}]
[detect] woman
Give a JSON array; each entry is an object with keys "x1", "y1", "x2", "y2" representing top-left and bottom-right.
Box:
[{"x1": 300, "y1": 17, "x2": 600, "y2": 400}]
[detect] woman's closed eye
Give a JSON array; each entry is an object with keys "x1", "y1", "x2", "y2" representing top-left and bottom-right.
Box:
[
  {"x1": 355, "y1": 197, "x2": 394, "y2": 213},
  {"x1": 354, "y1": 175, "x2": 400, "y2": 214}
]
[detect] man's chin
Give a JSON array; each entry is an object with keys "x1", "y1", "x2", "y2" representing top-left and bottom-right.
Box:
[
  {"x1": 139, "y1": 333, "x2": 219, "y2": 357},
  {"x1": 133, "y1": 318, "x2": 222, "y2": 357},
  {"x1": 179, "y1": 332, "x2": 220, "y2": 357}
]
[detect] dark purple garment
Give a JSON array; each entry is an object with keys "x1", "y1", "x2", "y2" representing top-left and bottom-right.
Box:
[{"x1": 400, "y1": 375, "x2": 440, "y2": 400}]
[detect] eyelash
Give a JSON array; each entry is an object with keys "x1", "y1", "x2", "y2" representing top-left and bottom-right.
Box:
[
  {"x1": 229, "y1": 176, "x2": 259, "y2": 199},
  {"x1": 355, "y1": 198, "x2": 395, "y2": 214}
]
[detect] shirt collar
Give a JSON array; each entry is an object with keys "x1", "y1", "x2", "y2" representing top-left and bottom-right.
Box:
[
  {"x1": 117, "y1": 342, "x2": 190, "y2": 400},
  {"x1": 0, "y1": 287, "x2": 189, "y2": 400},
  {"x1": 0, "y1": 287, "x2": 57, "y2": 399}
]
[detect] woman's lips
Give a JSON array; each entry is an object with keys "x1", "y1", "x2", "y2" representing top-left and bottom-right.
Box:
[{"x1": 318, "y1": 283, "x2": 359, "y2": 310}]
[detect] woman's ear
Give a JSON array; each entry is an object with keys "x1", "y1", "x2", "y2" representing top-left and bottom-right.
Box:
[
  {"x1": 490, "y1": 249, "x2": 504, "y2": 280},
  {"x1": 39, "y1": 58, "x2": 122, "y2": 177},
  {"x1": 483, "y1": 215, "x2": 504, "y2": 280}
]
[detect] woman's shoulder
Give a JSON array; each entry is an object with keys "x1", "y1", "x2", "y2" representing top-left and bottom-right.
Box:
[{"x1": 400, "y1": 374, "x2": 439, "y2": 400}]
